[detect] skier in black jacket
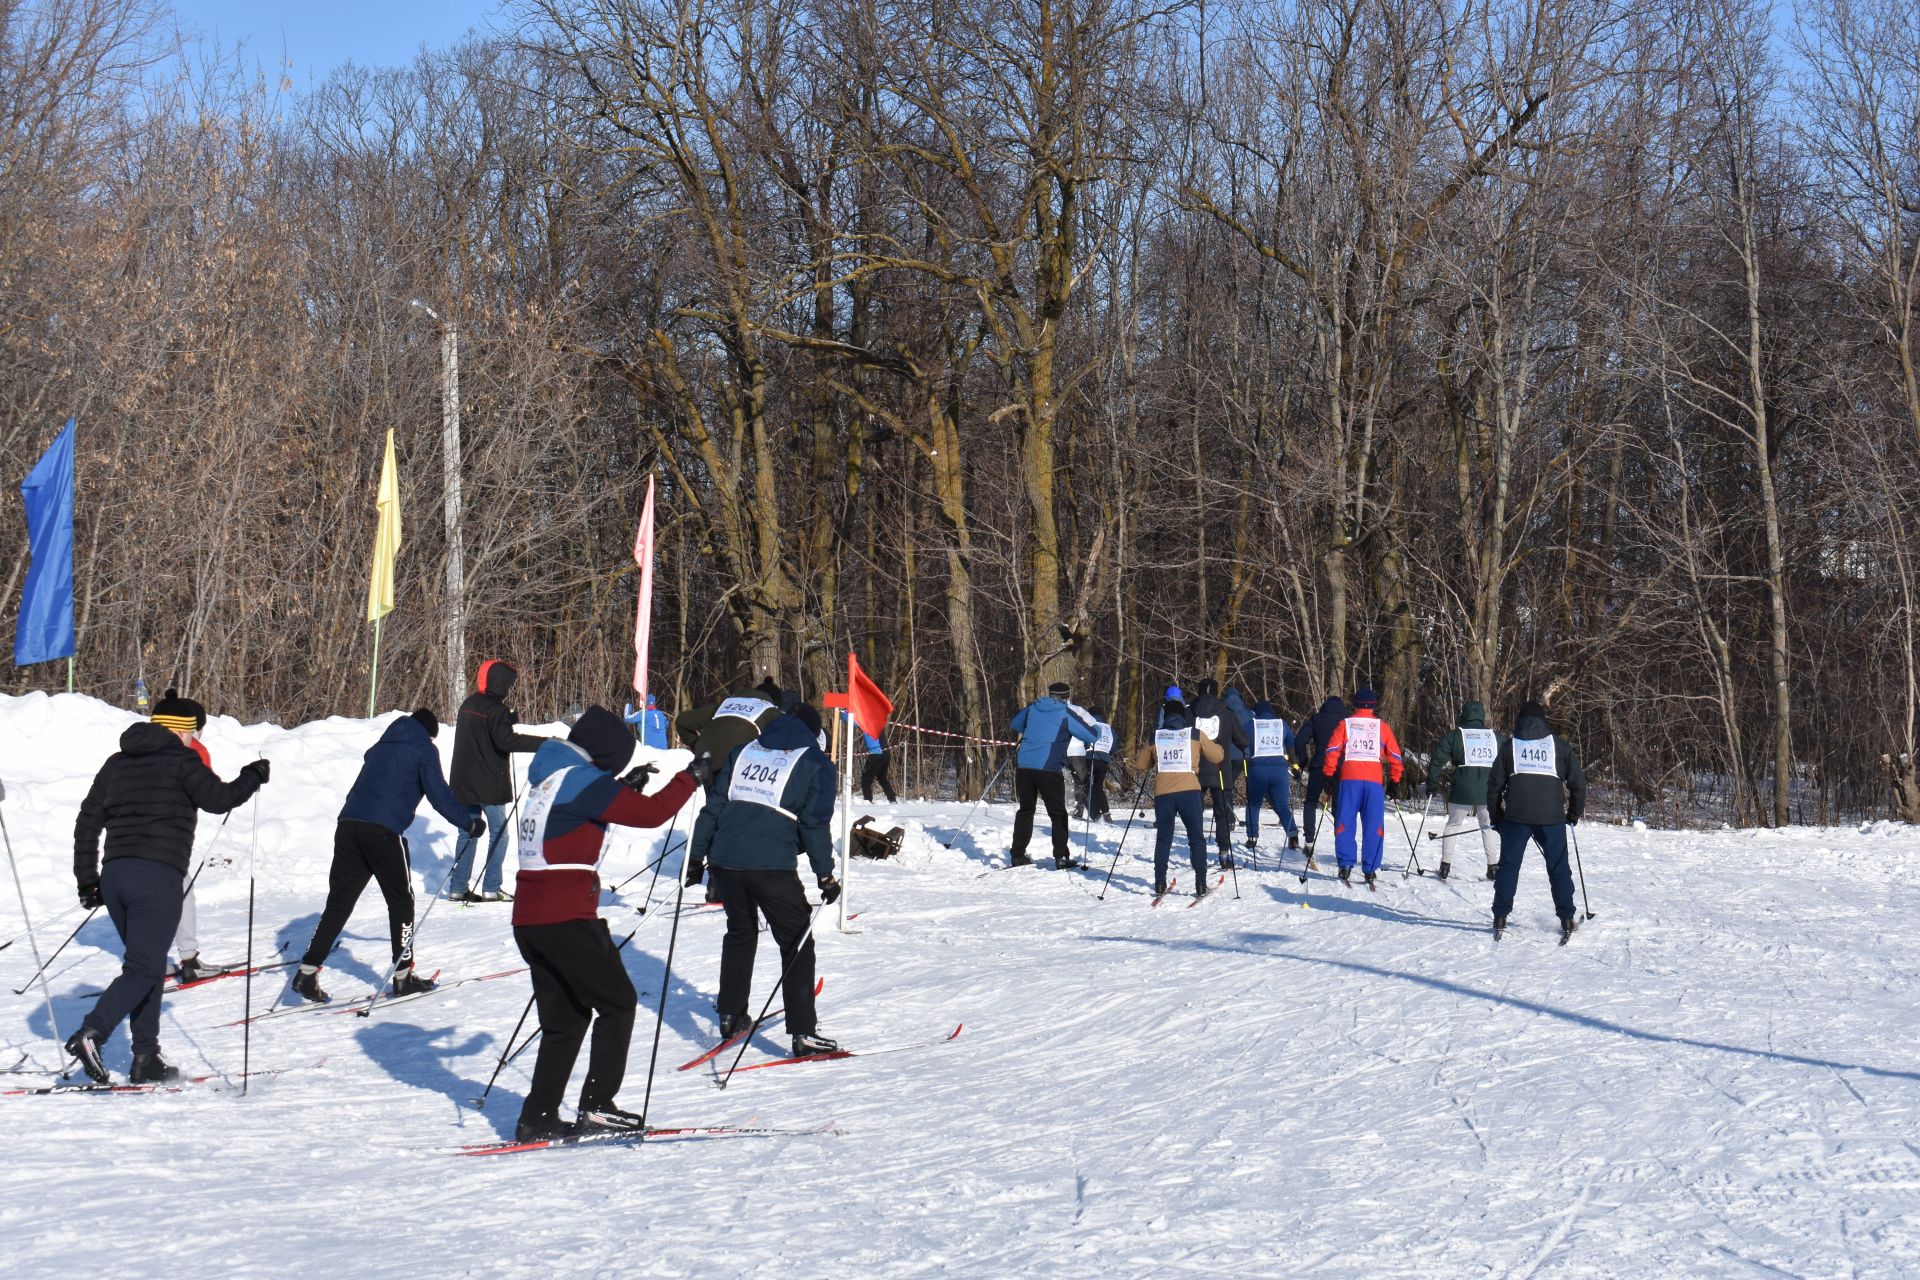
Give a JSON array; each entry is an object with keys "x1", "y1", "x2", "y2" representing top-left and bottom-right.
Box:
[
  {"x1": 1486, "y1": 700, "x2": 1588, "y2": 942},
  {"x1": 448, "y1": 659, "x2": 547, "y2": 903},
  {"x1": 1188, "y1": 679, "x2": 1248, "y2": 867},
  {"x1": 1291, "y1": 695, "x2": 1347, "y2": 860},
  {"x1": 68, "y1": 694, "x2": 268, "y2": 1083}
]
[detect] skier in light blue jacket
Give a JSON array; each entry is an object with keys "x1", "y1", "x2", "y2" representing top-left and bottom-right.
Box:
[{"x1": 1007, "y1": 680, "x2": 1097, "y2": 869}]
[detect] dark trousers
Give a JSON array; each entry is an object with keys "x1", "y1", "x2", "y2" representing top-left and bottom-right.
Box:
[
  {"x1": 1202, "y1": 778, "x2": 1236, "y2": 854},
  {"x1": 82, "y1": 857, "x2": 184, "y2": 1055},
  {"x1": 1492, "y1": 821, "x2": 1577, "y2": 922},
  {"x1": 302, "y1": 820, "x2": 415, "y2": 969},
  {"x1": 513, "y1": 919, "x2": 637, "y2": 1121},
  {"x1": 1301, "y1": 770, "x2": 1331, "y2": 846},
  {"x1": 1152, "y1": 791, "x2": 1208, "y2": 890},
  {"x1": 715, "y1": 868, "x2": 819, "y2": 1037},
  {"x1": 860, "y1": 753, "x2": 896, "y2": 803},
  {"x1": 1087, "y1": 760, "x2": 1111, "y2": 820},
  {"x1": 1011, "y1": 768, "x2": 1070, "y2": 859}
]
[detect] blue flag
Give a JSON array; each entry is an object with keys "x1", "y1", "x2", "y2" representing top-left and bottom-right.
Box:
[{"x1": 15, "y1": 419, "x2": 76, "y2": 667}]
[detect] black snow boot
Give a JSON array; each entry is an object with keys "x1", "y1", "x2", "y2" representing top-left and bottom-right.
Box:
[
  {"x1": 65, "y1": 1028, "x2": 108, "y2": 1083},
  {"x1": 1436, "y1": 861, "x2": 1451, "y2": 882},
  {"x1": 516, "y1": 1112, "x2": 575, "y2": 1143},
  {"x1": 792, "y1": 1031, "x2": 843, "y2": 1058},
  {"x1": 129, "y1": 1052, "x2": 179, "y2": 1084},
  {"x1": 390, "y1": 967, "x2": 437, "y2": 997},
  {"x1": 291, "y1": 968, "x2": 330, "y2": 1004}
]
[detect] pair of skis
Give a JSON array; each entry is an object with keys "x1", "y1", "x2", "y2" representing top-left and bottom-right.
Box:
[
  {"x1": 1149, "y1": 874, "x2": 1226, "y2": 908},
  {"x1": 220, "y1": 967, "x2": 526, "y2": 1027},
  {"x1": 454, "y1": 1118, "x2": 841, "y2": 1157},
  {"x1": 3, "y1": 1063, "x2": 312, "y2": 1098}
]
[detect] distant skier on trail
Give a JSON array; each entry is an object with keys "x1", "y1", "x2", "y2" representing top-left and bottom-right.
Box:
[
  {"x1": 1064, "y1": 698, "x2": 1099, "y2": 818},
  {"x1": 68, "y1": 689, "x2": 269, "y2": 1083},
  {"x1": 291, "y1": 709, "x2": 480, "y2": 1004},
  {"x1": 688, "y1": 700, "x2": 841, "y2": 1058},
  {"x1": 1292, "y1": 694, "x2": 1347, "y2": 866},
  {"x1": 1007, "y1": 680, "x2": 1098, "y2": 869},
  {"x1": 859, "y1": 728, "x2": 896, "y2": 803},
  {"x1": 448, "y1": 659, "x2": 548, "y2": 904},
  {"x1": 1243, "y1": 699, "x2": 1299, "y2": 861},
  {"x1": 1320, "y1": 688, "x2": 1404, "y2": 889},
  {"x1": 1079, "y1": 707, "x2": 1115, "y2": 822},
  {"x1": 1189, "y1": 679, "x2": 1248, "y2": 867},
  {"x1": 1127, "y1": 697, "x2": 1225, "y2": 899},
  {"x1": 510, "y1": 704, "x2": 700, "y2": 1141},
  {"x1": 622, "y1": 693, "x2": 671, "y2": 751},
  {"x1": 1427, "y1": 700, "x2": 1502, "y2": 881},
  {"x1": 1486, "y1": 700, "x2": 1587, "y2": 943}
]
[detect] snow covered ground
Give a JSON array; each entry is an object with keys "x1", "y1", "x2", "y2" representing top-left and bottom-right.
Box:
[{"x1": 2, "y1": 691, "x2": 1918, "y2": 1277}]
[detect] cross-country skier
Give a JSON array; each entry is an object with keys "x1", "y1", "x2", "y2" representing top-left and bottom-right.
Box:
[
  {"x1": 1487, "y1": 700, "x2": 1587, "y2": 942},
  {"x1": 291, "y1": 709, "x2": 481, "y2": 1003},
  {"x1": 676, "y1": 680, "x2": 785, "y2": 901},
  {"x1": 1427, "y1": 700, "x2": 1503, "y2": 881},
  {"x1": 1007, "y1": 680, "x2": 1098, "y2": 869},
  {"x1": 1082, "y1": 708, "x2": 1115, "y2": 821},
  {"x1": 1155, "y1": 685, "x2": 1186, "y2": 728},
  {"x1": 1127, "y1": 697, "x2": 1225, "y2": 898},
  {"x1": 152, "y1": 691, "x2": 227, "y2": 985},
  {"x1": 1292, "y1": 695, "x2": 1347, "y2": 862},
  {"x1": 1189, "y1": 679, "x2": 1248, "y2": 867},
  {"x1": 511, "y1": 705, "x2": 700, "y2": 1140},
  {"x1": 1320, "y1": 688, "x2": 1404, "y2": 888},
  {"x1": 627, "y1": 693, "x2": 671, "y2": 750},
  {"x1": 1223, "y1": 684, "x2": 1255, "y2": 796},
  {"x1": 688, "y1": 701, "x2": 841, "y2": 1057},
  {"x1": 67, "y1": 690, "x2": 268, "y2": 1083},
  {"x1": 1243, "y1": 699, "x2": 1299, "y2": 859},
  {"x1": 449, "y1": 659, "x2": 549, "y2": 904},
  {"x1": 1064, "y1": 698, "x2": 1101, "y2": 818},
  {"x1": 859, "y1": 728, "x2": 896, "y2": 803}
]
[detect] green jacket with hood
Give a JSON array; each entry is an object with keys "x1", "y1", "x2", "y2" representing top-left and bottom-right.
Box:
[{"x1": 1427, "y1": 701, "x2": 1502, "y2": 805}]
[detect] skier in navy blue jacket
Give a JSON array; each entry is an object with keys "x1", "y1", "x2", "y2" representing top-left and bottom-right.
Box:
[
  {"x1": 1243, "y1": 699, "x2": 1300, "y2": 858},
  {"x1": 292, "y1": 709, "x2": 484, "y2": 1002},
  {"x1": 1007, "y1": 680, "x2": 1097, "y2": 869},
  {"x1": 1291, "y1": 695, "x2": 1347, "y2": 862}
]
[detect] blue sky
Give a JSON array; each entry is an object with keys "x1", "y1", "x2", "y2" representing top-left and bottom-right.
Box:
[{"x1": 169, "y1": 1, "x2": 508, "y2": 86}]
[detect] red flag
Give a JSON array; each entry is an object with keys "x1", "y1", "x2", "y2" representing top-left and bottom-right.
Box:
[
  {"x1": 847, "y1": 652, "x2": 893, "y2": 738},
  {"x1": 632, "y1": 475, "x2": 656, "y2": 699}
]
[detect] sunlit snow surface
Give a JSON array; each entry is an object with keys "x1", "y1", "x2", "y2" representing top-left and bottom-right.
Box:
[{"x1": 2, "y1": 692, "x2": 1917, "y2": 1277}]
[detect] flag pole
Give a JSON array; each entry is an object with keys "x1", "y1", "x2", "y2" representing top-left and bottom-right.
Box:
[
  {"x1": 367, "y1": 616, "x2": 383, "y2": 718},
  {"x1": 837, "y1": 708, "x2": 854, "y2": 933}
]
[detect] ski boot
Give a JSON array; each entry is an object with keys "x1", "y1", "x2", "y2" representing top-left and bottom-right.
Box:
[
  {"x1": 515, "y1": 1112, "x2": 575, "y2": 1143},
  {"x1": 1493, "y1": 915, "x2": 1507, "y2": 940},
  {"x1": 1288, "y1": 834, "x2": 1301, "y2": 852},
  {"x1": 480, "y1": 889, "x2": 512, "y2": 902},
  {"x1": 390, "y1": 967, "x2": 438, "y2": 997},
  {"x1": 1010, "y1": 852, "x2": 1035, "y2": 868},
  {"x1": 129, "y1": 1052, "x2": 179, "y2": 1084},
  {"x1": 576, "y1": 1102, "x2": 646, "y2": 1133},
  {"x1": 1055, "y1": 855, "x2": 1080, "y2": 871},
  {"x1": 1364, "y1": 872, "x2": 1377, "y2": 891},
  {"x1": 175, "y1": 954, "x2": 231, "y2": 985},
  {"x1": 65, "y1": 1028, "x2": 108, "y2": 1083},
  {"x1": 1219, "y1": 851, "x2": 1235, "y2": 871},
  {"x1": 1559, "y1": 917, "x2": 1579, "y2": 946},
  {"x1": 1436, "y1": 861, "x2": 1451, "y2": 882},
  {"x1": 717, "y1": 1012, "x2": 753, "y2": 1041},
  {"x1": 1194, "y1": 880, "x2": 1212, "y2": 901},
  {"x1": 1152, "y1": 881, "x2": 1168, "y2": 898},
  {"x1": 291, "y1": 968, "x2": 331, "y2": 1004},
  {"x1": 1485, "y1": 865, "x2": 1499, "y2": 881},
  {"x1": 792, "y1": 1031, "x2": 843, "y2": 1058},
  {"x1": 1338, "y1": 866, "x2": 1352, "y2": 886}
]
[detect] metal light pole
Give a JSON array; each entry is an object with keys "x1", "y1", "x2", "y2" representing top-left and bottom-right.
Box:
[{"x1": 410, "y1": 298, "x2": 466, "y2": 711}]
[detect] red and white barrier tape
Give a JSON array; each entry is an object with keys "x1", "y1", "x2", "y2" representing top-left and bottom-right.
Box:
[{"x1": 887, "y1": 719, "x2": 1017, "y2": 748}]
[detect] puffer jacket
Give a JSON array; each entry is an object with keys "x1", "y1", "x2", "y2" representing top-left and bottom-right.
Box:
[
  {"x1": 451, "y1": 660, "x2": 547, "y2": 805},
  {"x1": 1487, "y1": 712, "x2": 1587, "y2": 827},
  {"x1": 1010, "y1": 695, "x2": 1097, "y2": 771},
  {"x1": 1292, "y1": 696, "x2": 1348, "y2": 773},
  {"x1": 1127, "y1": 709, "x2": 1225, "y2": 797},
  {"x1": 338, "y1": 715, "x2": 470, "y2": 835},
  {"x1": 692, "y1": 714, "x2": 839, "y2": 879},
  {"x1": 1427, "y1": 700, "x2": 1501, "y2": 805},
  {"x1": 74, "y1": 722, "x2": 263, "y2": 883}
]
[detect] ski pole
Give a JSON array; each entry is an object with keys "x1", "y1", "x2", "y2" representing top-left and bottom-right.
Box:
[
  {"x1": 0, "y1": 780, "x2": 65, "y2": 1066},
  {"x1": 611, "y1": 830, "x2": 680, "y2": 895},
  {"x1": 943, "y1": 750, "x2": 1010, "y2": 851},
  {"x1": 715, "y1": 899, "x2": 829, "y2": 1091},
  {"x1": 631, "y1": 812, "x2": 684, "y2": 912},
  {"x1": 1571, "y1": 825, "x2": 1595, "y2": 920},
  {"x1": 1098, "y1": 773, "x2": 1155, "y2": 900},
  {"x1": 637, "y1": 858, "x2": 696, "y2": 1128},
  {"x1": 242, "y1": 796, "x2": 258, "y2": 1096},
  {"x1": 11, "y1": 906, "x2": 98, "y2": 996},
  {"x1": 1391, "y1": 798, "x2": 1422, "y2": 878},
  {"x1": 0, "y1": 900, "x2": 82, "y2": 954},
  {"x1": 1402, "y1": 792, "x2": 1435, "y2": 880},
  {"x1": 357, "y1": 839, "x2": 455, "y2": 1019},
  {"x1": 1427, "y1": 825, "x2": 1495, "y2": 839}
]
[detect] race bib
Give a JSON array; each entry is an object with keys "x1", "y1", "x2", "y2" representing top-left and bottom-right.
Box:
[
  {"x1": 1461, "y1": 728, "x2": 1498, "y2": 768},
  {"x1": 715, "y1": 696, "x2": 773, "y2": 724},
  {"x1": 730, "y1": 744, "x2": 806, "y2": 818},
  {"x1": 1154, "y1": 730, "x2": 1193, "y2": 774},
  {"x1": 1343, "y1": 716, "x2": 1381, "y2": 761},
  {"x1": 518, "y1": 767, "x2": 585, "y2": 872},
  {"x1": 1252, "y1": 719, "x2": 1288, "y2": 758},
  {"x1": 1093, "y1": 724, "x2": 1115, "y2": 754},
  {"x1": 1514, "y1": 737, "x2": 1557, "y2": 777},
  {"x1": 1194, "y1": 716, "x2": 1221, "y2": 742}
]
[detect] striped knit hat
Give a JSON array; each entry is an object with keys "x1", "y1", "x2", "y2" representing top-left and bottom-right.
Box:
[{"x1": 151, "y1": 688, "x2": 206, "y2": 735}]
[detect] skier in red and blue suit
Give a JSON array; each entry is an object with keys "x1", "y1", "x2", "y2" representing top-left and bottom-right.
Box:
[{"x1": 1320, "y1": 687, "x2": 1404, "y2": 887}]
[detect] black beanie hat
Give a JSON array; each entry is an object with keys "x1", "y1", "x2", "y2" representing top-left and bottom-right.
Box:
[
  {"x1": 411, "y1": 707, "x2": 439, "y2": 739},
  {"x1": 754, "y1": 676, "x2": 782, "y2": 703},
  {"x1": 1196, "y1": 678, "x2": 1219, "y2": 697},
  {"x1": 1046, "y1": 680, "x2": 1071, "y2": 698},
  {"x1": 569, "y1": 704, "x2": 635, "y2": 775},
  {"x1": 789, "y1": 702, "x2": 823, "y2": 740},
  {"x1": 151, "y1": 688, "x2": 206, "y2": 734},
  {"x1": 1518, "y1": 699, "x2": 1549, "y2": 721}
]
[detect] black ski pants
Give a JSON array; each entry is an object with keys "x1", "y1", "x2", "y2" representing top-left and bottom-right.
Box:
[
  {"x1": 301, "y1": 820, "x2": 415, "y2": 970},
  {"x1": 1087, "y1": 759, "x2": 1111, "y2": 820},
  {"x1": 1011, "y1": 767, "x2": 1070, "y2": 860},
  {"x1": 1301, "y1": 770, "x2": 1332, "y2": 847},
  {"x1": 860, "y1": 753, "x2": 896, "y2": 803},
  {"x1": 1203, "y1": 771, "x2": 1237, "y2": 855},
  {"x1": 714, "y1": 868, "x2": 819, "y2": 1038},
  {"x1": 513, "y1": 918, "x2": 637, "y2": 1121},
  {"x1": 82, "y1": 856, "x2": 184, "y2": 1056}
]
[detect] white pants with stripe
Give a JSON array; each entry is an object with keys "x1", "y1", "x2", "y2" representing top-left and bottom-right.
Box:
[{"x1": 1441, "y1": 802, "x2": 1498, "y2": 869}]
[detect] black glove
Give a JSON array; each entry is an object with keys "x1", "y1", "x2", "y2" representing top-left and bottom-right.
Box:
[
  {"x1": 243, "y1": 759, "x2": 271, "y2": 785},
  {"x1": 1289, "y1": 763, "x2": 1302, "y2": 782},
  {"x1": 683, "y1": 857, "x2": 706, "y2": 888},
  {"x1": 467, "y1": 815, "x2": 488, "y2": 839},
  {"x1": 78, "y1": 881, "x2": 102, "y2": 910},
  {"x1": 686, "y1": 753, "x2": 716, "y2": 788},
  {"x1": 621, "y1": 763, "x2": 657, "y2": 790},
  {"x1": 1490, "y1": 803, "x2": 1505, "y2": 827},
  {"x1": 817, "y1": 874, "x2": 842, "y2": 904},
  {"x1": 1566, "y1": 806, "x2": 1582, "y2": 827}
]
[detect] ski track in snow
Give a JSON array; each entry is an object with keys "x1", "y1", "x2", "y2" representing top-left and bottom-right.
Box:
[{"x1": 2, "y1": 692, "x2": 1919, "y2": 1276}]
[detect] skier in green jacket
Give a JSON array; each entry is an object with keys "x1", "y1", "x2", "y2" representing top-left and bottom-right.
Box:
[{"x1": 1426, "y1": 700, "x2": 1503, "y2": 881}]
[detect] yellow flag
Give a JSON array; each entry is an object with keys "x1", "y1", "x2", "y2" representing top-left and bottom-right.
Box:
[{"x1": 365, "y1": 429, "x2": 402, "y2": 623}]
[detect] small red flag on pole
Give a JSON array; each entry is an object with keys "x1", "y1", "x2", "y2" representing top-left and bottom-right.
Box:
[
  {"x1": 847, "y1": 652, "x2": 893, "y2": 739},
  {"x1": 632, "y1": 475, "x2": 656, "y2": 701}
]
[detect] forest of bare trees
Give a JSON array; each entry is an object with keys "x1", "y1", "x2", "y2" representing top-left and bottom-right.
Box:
[{"x1": 3, "y1": 0, "x2": 1918, "y2": 825}]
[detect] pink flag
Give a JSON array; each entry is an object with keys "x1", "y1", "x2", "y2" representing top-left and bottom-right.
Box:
[{"x1": 633, "y1": 475, "x2": 655, "y2": 700}]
